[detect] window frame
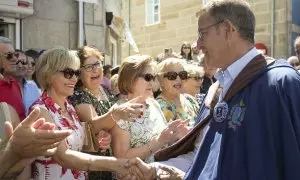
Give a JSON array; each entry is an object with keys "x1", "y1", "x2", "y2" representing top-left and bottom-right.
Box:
[{"x1": 145, "y1": 0, "x2": 160, "y2": 26}]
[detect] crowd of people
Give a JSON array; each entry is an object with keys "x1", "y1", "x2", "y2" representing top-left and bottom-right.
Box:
[{"x1": 1, "y1": 0, "x2": 300, "y2": 180}]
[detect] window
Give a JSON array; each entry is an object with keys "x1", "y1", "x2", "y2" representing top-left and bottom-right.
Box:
[{"x1": 146, "y1": 0, "x2": 160, "y2": 26}]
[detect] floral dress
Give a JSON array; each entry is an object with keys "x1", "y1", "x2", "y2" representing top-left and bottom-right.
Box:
[
  {"x1": 69, "y1": 88, "x2": 115, "y2": 180},
  {"x1": 30, "y1": 92, "x2": 86, "y2": 180},
  {"x1": 156, "y1": 94, "x2": 199, "y2": 128},
  {"x1": 115, "y1": 98, "x2": 168, "y2": 163}
]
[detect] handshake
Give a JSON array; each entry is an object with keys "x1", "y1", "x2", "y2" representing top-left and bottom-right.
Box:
[{"x1": 118, "y1": 158, "x2": 185, "y2": 180}]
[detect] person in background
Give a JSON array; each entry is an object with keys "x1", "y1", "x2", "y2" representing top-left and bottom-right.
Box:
[
  {"x1": 70, "y1": 46, "x2": 144, "y2": 180},
  {"x1": 295, "y1": 36, "x2": 300, "y2": 60},
  {"x1": 191, "y1": 42, "x2": 201, "y2": 62},
  {"x1": 101, "y1": 64, "x2": 112, "y2": 91},
  {"x1": 25, "y1": 49, "x2": 39, "y2": 84},
  {"x1": 0, "y1": 37, "x2": 26, "y2": 120},
  {"x1": 182, "y1": 64, "x2": 205, "y2": 105},
  {"x1": 287, "y1": 56, "x2": 300, "y2": 68},
  {"x1": 156, "y1": 58, "x2": 199, "y2": 127},
  {"x1": 110, "y1": 74, "x2": 120, "y2": 97},
  {"x1": 180, "y1": 41, "x2": 193, "y2": 61},
  {"x1": 15, "y1": 50, "x2": 41, "y2": 115},
  {"x1": 111, "y1": 65, "x2": 120, "y2": 77},
  {"x1": 111, "y1": 55, "x2": 189, "y2": 164},
  {"x1": 199, "y1": 55, "x2": 217, "y2": 94}
]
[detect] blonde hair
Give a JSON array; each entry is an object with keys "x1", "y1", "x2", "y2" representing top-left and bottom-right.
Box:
[
  {"x1": 110, "y1": 74, "x2": 119, "y2": 91},
  {"x1": 184, "y1": 64, "x2": 205, "y2": 77},
  {"x1": 118, "y1": 55, "x2": 156, "y2": 95},
  {"x1": 36, "y1": 47, "x2": 80, "y2": 90},
  {"x1": 157, "y1": 58, "x2": 186, "y2": 73}
]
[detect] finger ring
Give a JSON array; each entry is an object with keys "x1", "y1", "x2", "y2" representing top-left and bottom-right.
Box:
[{"x1": 170, "y1": 131, "x2": 174, "y2": 134}]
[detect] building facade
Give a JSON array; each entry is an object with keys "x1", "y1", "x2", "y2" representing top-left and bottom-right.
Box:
[
  {"x1": 122, "y1": 0, "x2": 300, "y2": 59},
  {"x1": 0, "y1": 0, "x2": 124, "y2": 66}
]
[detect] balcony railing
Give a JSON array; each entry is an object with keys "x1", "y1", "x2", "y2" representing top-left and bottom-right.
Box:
[{"x1": 0, "y1": 0, "x2": 34, "y2": 17}]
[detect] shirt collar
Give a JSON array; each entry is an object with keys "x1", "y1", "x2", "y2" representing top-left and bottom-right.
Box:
[{"x1": 215, "y1": 48, "x2": 260, "y2": 87}]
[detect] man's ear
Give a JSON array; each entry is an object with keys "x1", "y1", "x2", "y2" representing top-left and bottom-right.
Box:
[{"x1": 223, "y1": 19, "x2": 237, "y2": 39}]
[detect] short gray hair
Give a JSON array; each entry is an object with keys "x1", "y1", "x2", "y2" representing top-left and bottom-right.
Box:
[
  {"x1": 35, "y1": 47, "x2": 80, "y2": 90},
  {"x1": 0, "y1": 36, "x2": 12, "y2": 44},
  {"x1": 198, "y1": 0, "x2": 255, "y2": 43}
]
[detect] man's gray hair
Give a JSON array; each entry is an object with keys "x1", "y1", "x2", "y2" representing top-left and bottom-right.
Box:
[
  {"x1": 0, "y1": 36, "x2": 12, "y2": 44},
  {"x1": 295, "y1": 36, "x2": 300, "y2": 47},
  {"x1": 198, "y1": 0, "x2": 255, "y2": 43}
]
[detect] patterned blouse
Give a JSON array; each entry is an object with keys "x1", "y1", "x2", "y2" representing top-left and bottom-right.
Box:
[
  {"x1": 69, "y1": 88, "x2": 114, "y2": 180},
  {"x1": 30, "y1": 92, "x2": 86, "y2": 180},
  {"x1": 156, "y1": 94, "x2": 199, "y2": 128},
  {"x1": 115, "y1": 98, "x2": 168, "y2": 163}
]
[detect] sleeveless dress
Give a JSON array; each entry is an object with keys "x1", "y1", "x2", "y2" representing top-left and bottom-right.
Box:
[{"x1": 30, "y1": 92, "x2": 87, "y2": 180}]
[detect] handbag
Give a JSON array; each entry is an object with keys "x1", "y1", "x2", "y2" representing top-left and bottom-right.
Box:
[{"x1": 82, "y1": 121, "x2": 100, "y2": 153}]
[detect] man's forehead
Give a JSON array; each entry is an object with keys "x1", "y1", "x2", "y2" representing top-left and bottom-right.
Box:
[{"x1": 198, "y1": 14, "x2": 215, "y2": 28}]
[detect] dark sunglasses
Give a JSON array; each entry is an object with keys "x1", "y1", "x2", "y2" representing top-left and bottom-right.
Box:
[
  {"x1": 138, "y1": 73, "x2": 156, "y2": 82},
  {"x1": 81, "y1": 61, "x2": 102, "y2": 72},
  {"x1": 1, "y1": 52, "x2": 19, "y2": 61},
  {"x1": 60, "y1": 68, "x2": 80, "y2": 79},
  {"x1": 188, "y1": 75, "x2": 204, "y2": 81},
  {"x1": 163, "y1": 71, "x2": 188, "y2": 80},
  {"x1": 182, "y1": 46, "x2": 190, "y2": 49},
  {"x1": 16, "y1": 60, "x2": 28, "y2": 65}
]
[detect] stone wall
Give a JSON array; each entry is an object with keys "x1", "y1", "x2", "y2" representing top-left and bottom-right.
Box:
[{"x1": 123, "y1": 0, "x2": 291, "y2": 59}]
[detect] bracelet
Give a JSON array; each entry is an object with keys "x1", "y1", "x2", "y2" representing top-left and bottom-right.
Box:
[{"x1": 147, "y1": 143, "x2": 153, "y2": 155}]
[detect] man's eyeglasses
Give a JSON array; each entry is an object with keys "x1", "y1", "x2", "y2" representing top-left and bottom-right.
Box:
[
  {"x1": 138, "y1": 73, "x2": 156, "y2": 82},
  {"x1": 60, "y1": 68, "x2": 80, "y2": 79},
  {"x1": 162, "y1": 71, "x2": 188, "y2": 81},
  {"x1": 198, "y1": 20, "x2": 224, "y2": 40},
  {"x1": 188, "y1": 75, "x2": 204, "y2": 81},
  {"x1": 81, "y1": 61, "x2": 102, "y2": 72},
  {"x1": 0, "y1": 52, "x2": 19, "y2": 61}
]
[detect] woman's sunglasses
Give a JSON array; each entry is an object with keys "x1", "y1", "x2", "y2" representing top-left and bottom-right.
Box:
[
  {"x1": 16, "y1": 60, "x2": 28, "y2": 65},
  {"x1": 138, "y1": 73, "x2": 156, "y2": 82},
  {"x1": 1, "y1": 52, "x2": 19, "y2": 61},
  {"x1": 81, "y1": 61, "x2": 102, "y2": 72},
  {"x1": 163, "y1": 71, "x2": 188, "y2": 80},
  {"x1": 188, "y1": 75, "x2": 204, "y2": 81},
  {"x1": 60, "y1": 68, "x2": 80, "y2": 79}
]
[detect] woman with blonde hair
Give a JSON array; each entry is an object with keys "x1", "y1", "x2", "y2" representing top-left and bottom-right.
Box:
[
  {"x1": 111, "y1": 55, "x2": 189, "y2": 163},
  {"x1": 30, "y1": 47, "x2": 142, "y2": 180},
  {"x1": 156, "y1": 58, "x2": 199, "y2": 127}
]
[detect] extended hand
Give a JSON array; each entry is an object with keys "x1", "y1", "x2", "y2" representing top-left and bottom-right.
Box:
[
  {"x1": 112, "y1": 96, "x2": 144, "y2": 121},
  {"x1": 5, "y1": 107, "x2": 72, "y2": 159},
  {"x1": 157, "y1": 165, "x2": 185, "y2": 180},
  {"x1": 98, "y1": 130, "x2": 111, "y2": 152},
  {"x1": 118, "y1": 157, "x2": 156, "y2": 180}
]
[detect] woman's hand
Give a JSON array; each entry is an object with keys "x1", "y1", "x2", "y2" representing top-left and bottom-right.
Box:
[
  {"x1": 112, "y1": 96, "x2": 144, "y2": 122},
  {"x1": 98, "y1": 130, "x2": 111, "y2": 152},
  {"x1": 157, "y1": 165, "x2": 185, "y2": 180},
  {"x1": 158, "y1": 119, "x2": 190, "y2": 145}
]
